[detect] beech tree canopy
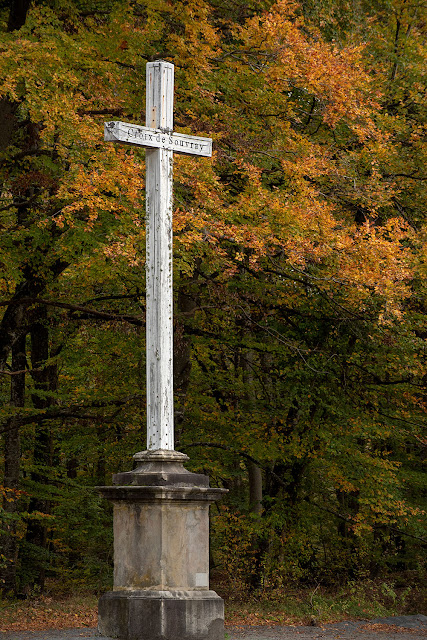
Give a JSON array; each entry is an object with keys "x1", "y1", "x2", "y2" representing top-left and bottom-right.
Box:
[{"x1": 0, "y1": 0, "x2": 426, "y2": 597}]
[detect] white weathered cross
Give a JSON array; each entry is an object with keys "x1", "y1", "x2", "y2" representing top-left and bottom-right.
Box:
[{"x1": 104, "y1": 61, "x2": 212, "y2": 451}]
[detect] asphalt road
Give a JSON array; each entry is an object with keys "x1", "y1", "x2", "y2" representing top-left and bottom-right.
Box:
[{"x1": 1, "y1": 616, "x2": 427, "y2": 640}]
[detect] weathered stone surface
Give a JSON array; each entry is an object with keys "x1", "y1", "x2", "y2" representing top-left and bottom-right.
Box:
[
  {"x1": 97, "y1": 450, "x2": 227, "y2": 640},
  {"x1": 99, "y1": 485, "x2": 223, "y2": 502},
  {"x1": 98, "y1": 590, "x2": 224, "y2": 640},
  {"x1": 113, "y1": 450, "x2": 209, "y2": 488},
  {"x1": 112, "y1": 499, "x2": 210, "y2": 590}
]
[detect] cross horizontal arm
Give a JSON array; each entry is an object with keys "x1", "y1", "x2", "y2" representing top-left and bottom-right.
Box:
[{"x1": 105, "y1": 121, "x2": 212, "y2": 158}]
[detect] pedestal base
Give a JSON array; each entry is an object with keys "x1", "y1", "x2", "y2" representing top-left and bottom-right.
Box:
[
  {"x1": 98, "y1": 451, "x2": 227, "y2": 640},
  {"x1": 98, "y1": 590, "x2": 224, "y2": 640}
]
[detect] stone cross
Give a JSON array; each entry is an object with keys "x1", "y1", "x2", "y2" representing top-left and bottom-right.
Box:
[{"x1": 105, "y1": 61, "x2": 212, "y2": 451}]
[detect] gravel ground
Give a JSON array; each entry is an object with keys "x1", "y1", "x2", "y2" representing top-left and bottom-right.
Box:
[
  {"x1": 1, "y1": 616, "x2": 426, "y2": 640},
  {"x1": 225, "y1": 615, "x2": 427, "y2": 639}
]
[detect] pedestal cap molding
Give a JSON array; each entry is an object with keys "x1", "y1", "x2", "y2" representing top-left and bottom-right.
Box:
[
  {"x1": 98, "y1": 485, "x2": 227, "y2": 503},
  {"x1": 133, "y1": 449, "x2": 189, "y2": 463},
  {"x1": 110, "y1": 448, "x2": 212, "y2": 488}
]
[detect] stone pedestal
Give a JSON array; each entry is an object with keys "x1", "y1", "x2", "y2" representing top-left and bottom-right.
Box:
[{"x1": 98, "y1": 450, "x2": 227, "y2": 640}]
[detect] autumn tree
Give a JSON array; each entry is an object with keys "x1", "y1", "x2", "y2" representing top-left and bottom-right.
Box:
[{"x1": 0, "y1": 0, "x2": 425, "y2": 596}]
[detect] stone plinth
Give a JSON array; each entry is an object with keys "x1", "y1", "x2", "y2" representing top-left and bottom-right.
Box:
[
  {"x1": 98, "y1": 590, "x2": 224, "y2": 640},
  {"x1": 98, "y1": 450, "x2": 227, "y2": 640}
]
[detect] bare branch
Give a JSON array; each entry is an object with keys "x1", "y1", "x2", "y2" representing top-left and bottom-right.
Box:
[
  {"x1": 0, "y1": 297, "x2": 143, "y2": 325},
  {"x1": 0, "y1": 394, "x2": 144, "y2": 434}
]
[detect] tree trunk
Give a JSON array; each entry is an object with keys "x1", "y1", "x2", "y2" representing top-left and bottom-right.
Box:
[
  {"x1": 174, "y1": 285, "x2": 197, "y2": 441},
  {"x1": 24, "y1": 310, "x2": 58, "y2": 592},
  {"x1": 247, "y1": 461, "x2": 263, "y2": 515},
  {"x1": 96, "y1": 423, "x2": 106, "y2": 485},
  {"x1": 7, "y1": 0, "x2": 32, "y2": 31},
  {"x1": 0, "y1": 334, "x2": 26, "y2": 596},
  {"x1": 242, "y1": 348, "x2": 263, "y2": 513}
]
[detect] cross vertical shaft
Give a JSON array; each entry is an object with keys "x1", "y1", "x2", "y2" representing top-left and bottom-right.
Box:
[
  {"x1": 145, "y1": 61, "x2": 174, "y2": 450},
  {"x1": 104, "y1": 61, "x2": 211, "y2": 450}
]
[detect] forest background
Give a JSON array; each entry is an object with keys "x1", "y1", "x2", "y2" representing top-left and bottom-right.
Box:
[{"x1": 0, "y1": 0, "x2": 426, "y2": 623}]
